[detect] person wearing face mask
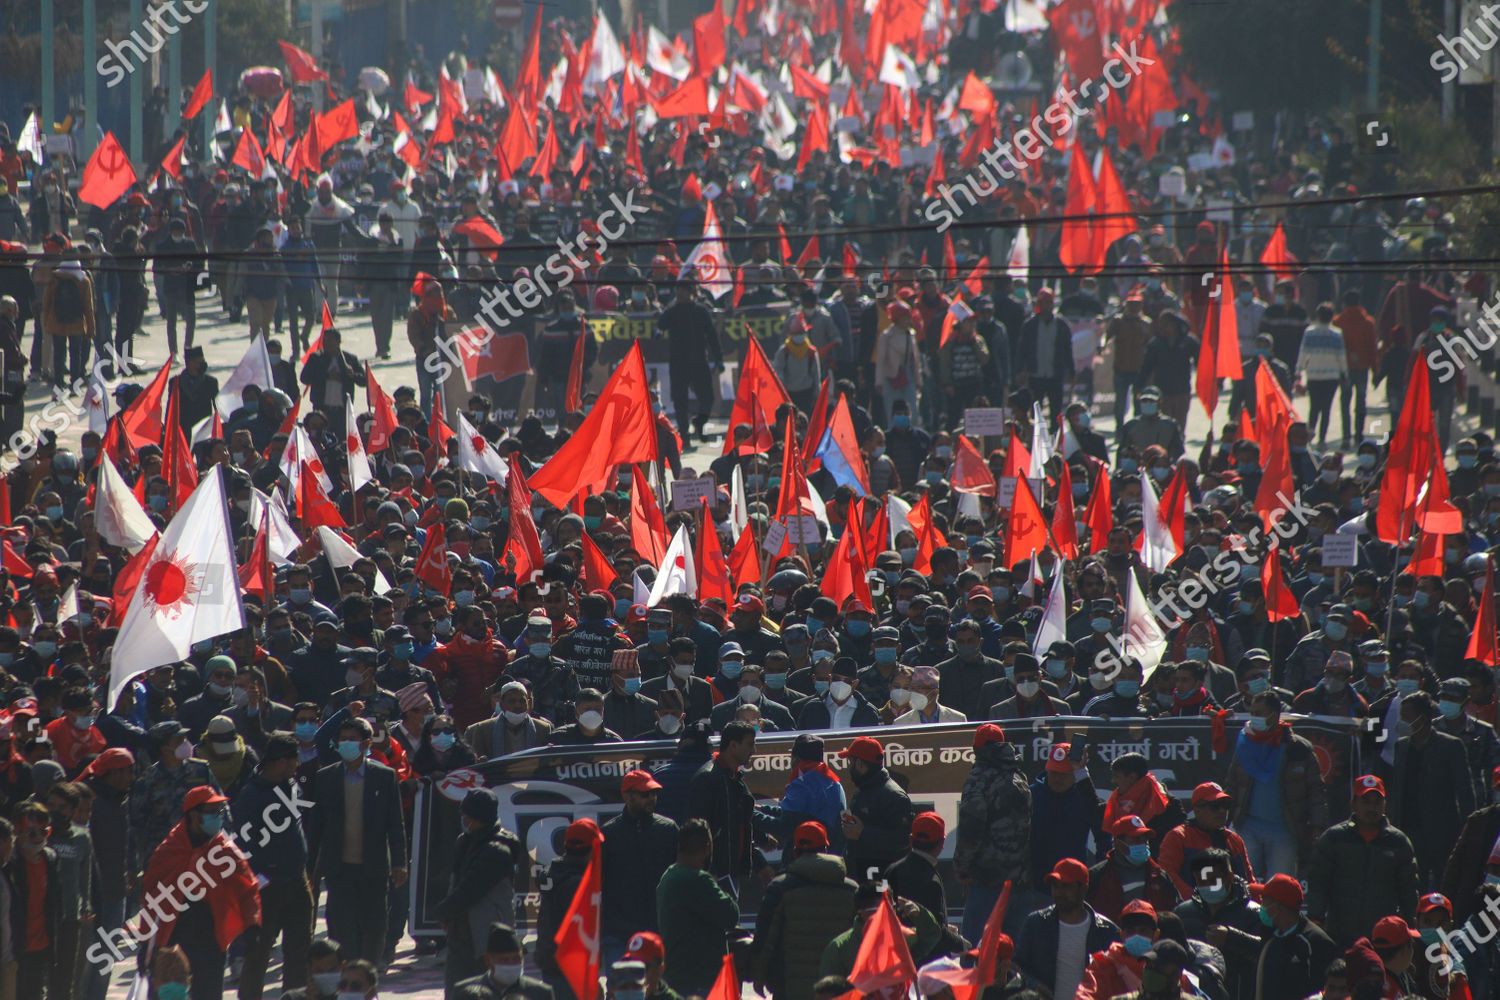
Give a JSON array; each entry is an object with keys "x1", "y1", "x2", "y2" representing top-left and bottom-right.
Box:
[
  {"x1": 412, "y1": 713, "x2": 477, "y2": 782},
  {"x1": 130, "y1": 722, "x2": 221, "y2": 869},
  {"x1": 199, "y1": 715, "x2": 258, "y2": 799},
  {"x1": 280, "y1": 937, "x2": 345, "y2": 1000},
  {"x1": 1433, "y1": 677, "x2": 1500, "y2": 803},
  {"x1": 1387, "y1": 692, "x2": 1475, "y2": 889},
  {"x1": 375, "y1": 626, "x2": 442, "y2": 709},
  {"x1": 1290, "y1": 649, "x2": 1367, "y2": 721},
  {"x1": 139, "y1": 786, "x2": 263, "y2": 999},
  {"x1": 838, "y1": 735, "x2": 914, "y2": 883},
  {"x1": 687, "y1": 720, "x2": 774, "y2": 895},
  {"x1": 289, "y1": 621, "x2": 355, "y2": 709},
  {"x1": 43, "y1": 687, "x2": 103, "y2": 776},
  {"x1": 1408, "y1": 575, "x2": 1473, "y2": 678},
  {"x1": 603, "y1": 649, "x2": 658, "y2": 740},
  {"x1": 1085, "y1": 658, "x2": 1149, "y2": 720},
  {"x1": 1074, "y1": 899, "x2": 1175, "y2": 998},
  {"x1": 1174, "y1": 853, "x2": 1263, "y2": 998},
  {"x1": 1226, "y1": 691, "x2": 1330, "y2": 881},
  {"x1": 547, "y1": 687, "x2": 624, "y2": 746},
  {"x1": 1157, "y1": 784, "x2": 1253, "y2": 894},
  {"x1": 795, "y1": 656, "x2": 881, "y2": 731},
  {"x1": 508, "y1": 614, "x2": 582, "y2": 725},
  {"x1": 175, "y1": 655, "x2": 240, "y2": 742},
  {"x1": 600, "y1": 770, "x2": 678, "y2": 963},
  {"x1": 1015, "y1": 287, "x2": 1073, "y2": 423},
  {"x1": 640, "y1": 637, "x2": 715, "y2": 726},
  {"x1": 709, "y1": 663, "x2": 796, "y2": 732},
  {"x1": 326, "y1": 648, "x2": 401, "y2": 724},
  {"x1": 771, "y1": 289, "x2": 825, "y2": 414},
  {"x1": 1085, "y1": 817, "x2": 1187, "y2": 926},
  {"x1": 1120, "y1": 385, "x2": 1186, "y2": 463},
  {"x1": 433, "y1": 789, "x2": 523, "y2": 989},
  {"x1": 452, "y1": 921, "x2": 552, "y2": 999},
  {"x1": 427, "y1": 606, "x2": 511, "y2": 731}
]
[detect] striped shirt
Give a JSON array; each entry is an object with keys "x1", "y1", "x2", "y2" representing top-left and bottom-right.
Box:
[{"x1": 1295, "y1": 323, "x2": 1349, "y2": 383}]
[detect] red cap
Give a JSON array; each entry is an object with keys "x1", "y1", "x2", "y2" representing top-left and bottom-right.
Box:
[
  {"x1": 1045, "y1": 743, "x2": 1073, "y2": 774},
  {"x1": 1191, "y1": 782, "x2": 1232, "y2": 807},
  {"x1": 793, "y1": 821, "x2": 830, "y2": 851},
  {"x1": 1250, "y1": 873, "x2": 1304, "y2": 912},
  {"x1": 839, "y1": 735, "x2": 885, "y2": 764},
  {"x1": 973, "y1": 724, "x2": 1007, "y2": 750},
  {"x1": 965, "y1": 584, "x2": 994, "y2": 604},
  {"x1": 1371, "y1": 915, "x2": 1420, "y2": 950},
  {"x1": 888, "y1": 301, "x2": 912, "y2": 321},
  {"x1": 182, "y1": 785, "x2": 228, "y2": 814},
  {"x1": 81, "y1": 747, "x2": 134, "y2": 779},
  {"x1": 623, "y1": 931, "x2": 664, "y2": 965},
  {"x1": 1417, "y1": 893, "x2": 1453, "y2": 919},
  {"x1": 734, "y1": 593, "x2": 765, "y2": 615},
  {"x1": 564, "y1": 818, "x2": 604, "y2": 849},
  {"x1": 911, "y1": 811, "x2": 946, "y2": 844},
  {"x1": 1109, "y1": 814, "x2": 1150, "y2": 838},
  {"x1": 842, "y1": 597, "x2": 873, "y2": 616},
  {"x1": 620, "y1": 770, "x2": 663, "y2": 794},
  {"x1": 625, "y1": 604, "x2": 650, "y2": 624},
  {"x1": 1354, "y1": 774, "x2": 1386, "y2": 798},
  {"x1": 127, "y1": 192, "x2": 149, "y2": 207},
  {"x1": 1045, "y1": 858, "x2": 1090, "y2": 886},
  {"x1": 1120, "y1": 899, "x2": 1158, "y2": 924}
]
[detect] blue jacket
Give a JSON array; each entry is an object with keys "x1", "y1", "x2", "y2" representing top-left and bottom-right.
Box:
[
  {"x1": 231, "y1": 770, "x2": 309, "y2": 881},
  {"x1": 1014, "y1": 903, "x2": 1119, "y2": 994},
  {"x1": 1029, "y1": 772, "x2": 1104, "y2": 882},
  {"x1": 777, "y1": 768, "x2": 849, "y2": 853},
  {"x1": 652, "y1": 747, "x2": 714, "y2": 825}
]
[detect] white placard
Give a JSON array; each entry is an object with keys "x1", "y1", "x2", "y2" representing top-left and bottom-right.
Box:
[
  {"x1": 1205, "y1": 197, "x2": 1234, "y2": 223},
  {"x1": 997, "y1": 476, "x2": 1017, "y2": 508},
  {"x1": 964, "y1": 407, "x2": 1007, "y2": 437},
  {"x1": 1232, "y1": 110, "x2": 1255, "y2": 131},
  {"x1": 1321, "y1": 533, "x2": 1358, "y2": 568},
  {"x1": 1152, "y1": 110, "x2": 1177, "y2": 128},
  {"x1": 762, "y1": 518, "x2": 788, "y2": 554},
  {"x1": 1186, "y1": 152, "x2": 1215, "y2": 173},
  {"x1": 1158, "y1": 172, "x2": 1187, "y2": 198},
  {"x1": 785, "y1": 515, "x2": 821, "y2": 545},
  {"x1": 670, "y1": 477, "x2": 716, "y2": 511}
]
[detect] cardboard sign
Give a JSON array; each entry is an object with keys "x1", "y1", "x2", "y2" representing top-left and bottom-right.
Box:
[
  {"x1": 785, "y1": 515, "x2": 821, "y2": 545},
  {"x1": 670, "y1": 477, "x2": 716, "y2": 512},
  {"x1": 762, "y1": 519, "x2": 788, "y2": 554},
  {"x1": 1232, "y1": 110, "x2": 1255, "y2": 131},
  {"x1": 965, "y1": 407, "x2": 1007, "y2": 437},
  {"x1": 1158, "y1": 171, "x2": 1187, "y2": 198},
  {"x1": 1321, "y1": 533, "x2": 1358, "y2": 568}
]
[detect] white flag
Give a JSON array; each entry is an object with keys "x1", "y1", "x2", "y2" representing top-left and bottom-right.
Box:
[
  {"x1": 647, "y1": 25, "x2": 691, "y2": 80},
  {"x1": 216, "y1": 335, "x2": 274, "y2": 418},
  {"x1": 1033, "y1": 562, "x2": 1068, "y2": 656},
  {"x1": 95, "y1": 454, "x2": 158, "y2": 554},
  {"x1": 646, "y1": 525, "x2": 697, "y2": 607},
  {"x1": 57, "y1": 583, "x2": 79, "y2": 628},
  {"x1": 346, "y1": 405, "x2": 374, "y2": 494},
  {"x1": 1137, "y1": 469, "x2": 1179, "y2": 574},
  {"x1": 109, "y1": 469, "x2": 245, "y2": 707},
  {"x1": 215, "y1": 100, "x2": 232, "y2": 136},
  {"x1": 317, "y1": 526, "x2": 392, "y2": 594},
  {"x1": 280, "y1": 425, "x2": 333, "y2": 497},
  {"x1": 252, "y1": 487, "x2": 302, "y2": 565},
  {"x1": 878, "y1": 45, "x2": 920, "y2": 92},
  {"x1": 484, "y1": 67, "x2": 507, "y2": 109},
  {"x1": 886, "y1": 494, "x2": 913, "y2": 548},
  {"x1": 1123, "y1": 566, "x2": 1167, "y2": 675},
  {"x1": 16, "y1": 112, "x2": 43, "y2": 164},
  {"x1": 1007, "y1": 225, "x2": 1030, "y2": 283},
  {"x1": 83, "y1": 369, "x2": 112, "y2": 435},
  {"x1": 587, "y1": 14, "x2": 627, "y2": 87},
  {"x1": 730, "y1": 464, "x2": 748, "y2": 542},
  {"x1": 190, "y1": 413, "x2": 218, "y2": 447},
  {"x1": 683, "y1": 201, "x2": 733, "y2": 300},
  {"x1": 455, "y1": 412, "x2": 509, "y2": 485}
]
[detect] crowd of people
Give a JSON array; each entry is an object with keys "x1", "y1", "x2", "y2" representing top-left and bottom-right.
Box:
[{"x1": 0, "y1": 1, "x2": 1490, "y2": 1000}]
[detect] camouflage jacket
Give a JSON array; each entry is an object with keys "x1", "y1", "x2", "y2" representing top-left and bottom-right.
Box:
[
  {"x1": 954, "y1": 743, "x2": 1032, "y2": 888},
  {"x1": 129, "y1": 757, "x2": 221, "y2": 869}
]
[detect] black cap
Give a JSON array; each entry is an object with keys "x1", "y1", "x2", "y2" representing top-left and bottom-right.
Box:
[
  {"x1": 485, "y1": 922, "x2": 523, "y2": 954},
  {"x1": 384, "y1": 625, "x2": 412, "y2": 643},
  {"x1": 833, "y1": 656, "x2": 860, "y2": 679},
  {"x1": 262, "y1": 733, "x2": 299, "y2": 763},
  {"x1": 462, "y1": 787, "x2": 499, "y2": 824},
  {"x1": 149, "y1": 720, "x2": 186, "y2": 744},
  {"x1": 1011, "y1": 653, "x2": 1040, "y2": 674},
  {"x1": 792, "y1": 733, "x2": 825, "y2": 761},
  {"x1": 680, "y1": 719, "x2": 714, "y2": 748},
  {"x1": 1145, "y1": 939, "x2": 1189, "y2": 967}
]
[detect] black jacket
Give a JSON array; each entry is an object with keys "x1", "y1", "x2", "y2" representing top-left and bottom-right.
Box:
[
  {"x1": 1219, "y1": 917, "x2": 1337, "y2": 1000},
  {"x1": 652, "y1": 747, "x2": 713, "y2": 825},
  {"x1": 434, "y1": 821, "x2": 521, "y2": 925},
  {"x1": 231, "y1": 770, "x2": 308, "y2": 881},
  {"x1": 6, "y1": 847, "x2": 60, "y2": 958},
  {"x1": 794, "y1": 695, "x2": 883, "y2": 730},
  {"x1": 883, "y1": 849, "x2": 946, "y2": 920},
  {"x1": 640, "y1": 674, "x2": 715, "y2": 724},
  {"x1": 452, "y1": 973, "x2": 554, "y2": 999},
  {"x1": 534, "y1": 852, "x2": 590, "y2": 976},
  {"x1": 601, "y1": 809, "x2": 679, "y2": 936},
  {"x1": 1013, "y1": 903, "x2": 1119, "y2": 995},
  {"x1": 688, "y1": 756, "x2": 765, "y2": 885},
  {"x1": 709, "y1": 695, "x2": 795, "y2": 732},
  {"x1": 845, "y1": 762, "x2": 914, "y2": 880},
  {"x1": 306, "y1": 758, "x2": 406, "y2": 878}
]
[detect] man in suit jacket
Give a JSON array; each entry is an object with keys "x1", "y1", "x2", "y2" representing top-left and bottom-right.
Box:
[
  {"x1": 464, "y1": 680, "x2": 553, "y2": 760},
  {"x1": 307, "y1": 716, "x2": 407, "y2": 966},
  {"x1": 1390, "y1": 692, "x2": 1477, "y2": 887},
  {"x1": 707, "y1": 664, "x2": 796, "y2": 732}
]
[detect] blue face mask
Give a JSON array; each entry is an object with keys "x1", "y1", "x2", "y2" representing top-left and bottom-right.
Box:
[
  {"x1": 289, "y1": 587, "x2": 312, "y2": 604},
  {"x1": 721, "y1": 661, "x2": 744, "y2": 680},
  {"x1": 338, "y1": 740, "x2": 363, "y2": 762},
  {"x1": 1247, "y1": 714, "x2": 1270, "y2": 732},
  {"x1": 623, "y1": 677, "x2": 642, "y2": 695},
  {"x1": 926, "y1": 472, "x2": 942, "y2": 485},
  {"x1": 1140, "y1": 402, "x2": 1159, "y2": 417},
  {"x1": 530, "y1": 642, "x2": 552, "y2": 658},
  {"x1": 1323, "y1": 622, "x2": 1347, "y2": 641},
  {"x1": 891, "y1": 415, "x2": 910, "y2": 429},
  {"x1": 45, "y1": 505, "x2": 62, "y2": 521},
  {"x1": 148, "y1": 494, "x2": 168, "y2": 511},
  {"x1": 1307, "y1": 573, "x2": 1325, "y2": 586},
  {"x1": 1258, "y1": 905, "x2": 1276, "y2": 927},
  {"x1": 32, "y1": 642, "x2": 57, "y2": 660},
  {"x1": 1439, "y1": 699, "x2": 1464, "y2": 719},
  {"x1": 1461, "y1": 455, "x2": 1479, "y2": 469},
  {"x1": 431, "y1": 732, "x2": 456, "y2": 751},
  {"x1": 1185, "y1": 646, "x2": 1210, "y2": 662},
  {"x1": 295, "y1": 721, "x2": 319, "y2": 741},
  {"x1": 1115, "y1": 680, "x2": 1140, "y2": 698},
  {"x1": 815, "y1": 680, "x2": 831, "y2": 695},
  {"x1": 1091, "y1": 617, "x2": 1112, "y2": 633},
  {"x1": 991, "y1": 586, "x2": 1010, "y2": 603},
  {"x1": 454, "y1": 590, "x2": 476, "y2": 607},
  {"x1": 1199, "y1": 883, "x2": 1228, "y2": 904},
  {"x1": 1414, "y1": 591, "x2": 1433, "y2": 608},
  {"x1": 1120, "y1": 458, "x2": 1138, "y2": 473},
  {"x1": 1046, "y1": 658, "x2": 1069, "y2": 679},
  {"x1": 1123, "y1": 932, "x2": 1153, "y2": 956},
  {"x1": 847, "y1": 620, "x2": 871, "y2": 638},
  {"x1": 874, "y1": 647, "x2": 898, "y2": 666},
  {"x1": 1247, "y1": 677, "x2": 1271, "y2": 697},
  {"x1": 394, "y1": 642, "x2": 415, "y2": 660},
  {"x1": 614, "y1": 599, "x2": 631, "y2": 620},
  {"x1": 1237, "y1": 600, "x2": 1255, "y2": 616},
  {"x1": 1395, "y1": 678, "x2": 1420, "y2": 695},
  {"x1": 648, "y1": 628, "x2": 669, "y2": 645},
  {"x1": 157, "y1": 985, "x2": 190, "y2": 1000},
  {"x1": 765, "y1": 671, "x2": 787, "y2": 689},
  {"x1": 199, "y1": 812, "x2": 224, "y2": 836}
]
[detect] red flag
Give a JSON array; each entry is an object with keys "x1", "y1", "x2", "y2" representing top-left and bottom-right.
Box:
[
  {"x1": 849, "y1": 894, "x2": 919, "y2": 993},
  {"x1": 1, "y1": 540, "x2": 32, "y2": 579},
  {"x1": 120, "y1": 357, "x2": 172, "y2": 451},
  {"x1": 78, "y1": 132, "x2": 138, "y2": 209},
  {"x1": 906, "y1": 494, "x2": 948, "y2": 574},
  {"x1": 1052, "y1": 462, "x2": 1079, "y2": 560},
  {"x1": 821, "y1": 504, "x2": 873, "y2": 609},
  {"x1": 1376, "y1": 355, "x2": 1437, "y2": 545},
  {"x1": 1082, "y1": 458, "x2": 1113, "y2": 551},
  {"x1": 951, "y1": 435, "x2": 995, "y2": 495},
  {"x1": 516, "y1": 6, "x2": 544, "y2": 102},
  {"x1": 1253, "y1": 417, "x2": 1296, "y2": 533},
  {"x1": 1195, "y1": 246, "x2": 1241, "y2": 418},
  {"x1": 776, "y1": 412, "x2": 814, "y2": 522},
  {"x1": 159, "y1": 133, "x2": 188, "y2": 181},
  {"x1": 696, "y1": 500, "x2": 734, "y2": 603},
  {"x1": 565, "y1": 330, "x2": 589, "y2": 413},
  {"x1": 958, "y1": 71, "x2": 998, "y2": 118},
  {"x1": 1262, "y1": 545, "x2": 1300, "y2": 622},
  {"x1": 404, "y1": 78, "x2": 433, "y2": 111},
  {"x1": 365, "y1": 364, "x2": 399, "y2": 453},
  {"x1": 504, "y1": 455, "x2": 547, "y2": 584},
  {"x1": 161, "y1": 382, "x2": 198, "y2": 513},
  {"x1": 182, "y1": 70, "x2": 213, "y2": 121},
  {"x1": 822, "y1": 396, "x2": 871, "y2": 494},
  {"x1": 655, "y1": 77, "x2": 711, "y2": 118},
  {"x1": 427, "y1": 395, "x2": 456, "y2": 471},
  {"x1": 924, "y1": 146, "x2": 946, "y2": 199},
  {"x1": 801, "y1": 377, "x2": 832, "y2": 469},
  {"x1": 1047, "y1": 0, "x2": 1106, "y2": 85},
  {"x1": 1158, "y1": 465, "x2": 1190, "y2": 552},
  {"x1": 704, "y1": 954, "x2": 739, "y2": 1000},
  {"x1": 0, "y1": 477, "x2": 10, "y2": 525},
  {"x1": 297, "y1": 460, "x2": 344, "y2": 529},
  {"x1": 962, "y1": 256, "x2": 989, "y2": 298},
  {"x1": 796, "y1": 102, "x2": 830, "y2": 173},
  {"x1": 414, "y1": 522, "x2": 453, "y2": 595},
  {"x1": 974, "y1": 882, "x2": 1013, "y2": 987},
  {"x1": 630, "y1": 465, "x2": 668, "y2": 567},
  {"x1": 1093, "y1": 147, "x2": 1137, "y2": 262},
  {"x1": 1468, "y1": 557, "x2": 1500, "y2": 666},
  {"x1": 497, "y1": 108, "x2": 539, "y2": 173},
  {"x1": 1419, "y1": 441, "x2": 1464, "y2": 535},
  {"x1": 693, "y1": 1, "x2": 728, "y2": 76},
  {"x1": 110, "y1": 534, "x2": 159, "y2": 626},
  {"x1": 230, "y1": 127, "x2": 266, "y2": 178},
  {"x1": 317, "y1": 99, "x2": 359, "y2": 147},
  {"x1": 554, "y1": 841, "x2": 602, "y2": 1000},
  {"x1": 1260, "y1": 221, "x2": 1298, "y2": 283},
  {"x1": 1058, "y1": 142, "x2": 1099, "y2": 274},
  {"x1": 728, "y1": 521, "x2": 762, "y2": 591},
  {"x1": 300, "y1": 306, "x2": 332, "y2": 365},
  {"x1": 1004, "y1": 476, "x2": 1050, "y2": 568},
  {"x1": 278, "y1": 40, "x2": 329, "y2": 83},
  {"x1": 452, "y1": 216, "x2": 505, "y2": 261},
  {"x1": 1403, "y1": 528, "x2": 1446, "y2": 578},
  {"x1": 579, "y1": 530, "x2": 620, "y2": 591},
  {"x1": 238, "y1": 507, "x2": 274, "y2": 603},
  {"x1": 530, "y1": 343, "x2": 657, "y2": 506}
]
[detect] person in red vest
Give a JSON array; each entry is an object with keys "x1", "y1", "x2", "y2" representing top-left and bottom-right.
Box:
[
  {"x1": 1157, "y1": 782, "x2": 1254, "y2": 887},
  {"x1": 141, "y1": 785, "x2": 261, "y2": 999},
  {"x1": 426, "y1": 605, "x2": 510, "y2": 729},
  {"x1": 44, "y1": 687, "x2": 104, "y2": 776},
  {"x1": 1087, "y1": 815, "x2": 1187, "y2": 923},
  {"x1": 1077, "y1": 899, "x2": 1192, "y2": 1000}
]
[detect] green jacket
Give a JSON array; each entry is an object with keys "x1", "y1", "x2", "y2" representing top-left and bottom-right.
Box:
[
  {"x1": 818, "y1": 899, "x2": 943, "y2": 980},
  {"x1": 754, "y1": 853, "x2": 859, "y2": 1000},
  {"x1": 657, "y1": 862, "x2": 739, "y2": 995}
]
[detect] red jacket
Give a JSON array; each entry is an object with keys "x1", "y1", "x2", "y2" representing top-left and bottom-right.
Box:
[
  {"x1": 141, "y1": 823, "x2": 261, "y2": 951},
  {"x1": 1078, "y1": 943, "x2": 1193, "y2": 1000},
  {"x1": 426, "y1": 629, "x2": 509, "y2": 728},
  {"x1": 1158, "y1": 821, "x2": 1254, "y2": 886},
  {"x1": 43, "y1": 718, "x2": 105, "y2": 775},
  {"x1": 1085, "y1": 854, "x2": 1187, "y2": 924}
]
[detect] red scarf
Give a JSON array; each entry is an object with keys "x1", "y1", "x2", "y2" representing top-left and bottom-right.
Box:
[
  {"x1": 139, "y1": 823, "x2": 261, "y2": 951},
  {"x1": 787, "y1": 757, "x2": 841, "y2": 790},
  {"x1": 1103, "y1": 772, "x2": 1171, "y2": 830},
  {"x1": 1242, "y1": 719, "x2": 1292, "y2": 746}
]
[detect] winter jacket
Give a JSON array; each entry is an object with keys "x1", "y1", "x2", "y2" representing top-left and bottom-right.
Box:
[
  {"x1": 506, "y1": 654, "x2": 580, "y2": 724},
  {"x1": 688, "y1": 756, "x2": 763, "y2": 885},
  {"x1": 845, "y1": 760, "x2": 914, "y2": 880},
  {"x1": 1388, "y1": 729, "x2": 1477, "y2": 876},
  {"x1": 1305, "y1": 818, "x2": 1419, "y2": 946},
  {"x1": 657, "y1": 862, "x2": 739, "y2": 995},
  {"x1": 1157, "y1": 821, "x2": 1254, "y2": 887},
  {"x1": 1442, "y1": 803, "x2": 1500, "y2": 921},
  {"x1": 1174, "y1": 882, "x2": 1262, "y2": 1000},
  {"x1": 451, "y1": 972, "x2": 555, "y2": 999},
  {"x1": 602, "y1": 689, "x2": 658, "y2": 740},
  {"x1": 778, "y1": 768, "x2": 848, "y2": 854},
  {"x1": 1216, "y1": 917, "x2": 1337, "y2": 1000},
  {"x1": 601, "y1": 809, "x2": 678, "y2": 936},
  {"x1": 436, "y1": 820, "x2": 521, "y2": 981},
  {"x1": 426, "y1": 630, "x2": 510, "y2": 729},
  {"x1": 652, "y1": 747, "x2": 714, "y2": 825},
  {"x1": 230, "y1": 770, "x2": 308, "y2": 881},
  {"x1": 937, "y1": 654, "x2": 1005, "y2": 723},
  {"x1": 1014, "y1": 903, "x2": 1120, "y2": 996},
  {"x1": 1223, "y1": 727, "x2": 1328, "y2": 869},
  {"x1": 1017, "y1": 312, "x2": 1074, "y2": 379},
  {"x1": 534, "y1": 852, "x2": 589, "y2": 977},
  {"x1": 753, "y1": 852, "x2": 859, "y2": 1000},
  {"x1": 1086, "y1": 852, "x2": 1188, "y2": 923},
  {"x1": 884, "y1": 849, "x2": 946, "y2": 920},
  {"x1": 955, "y1": 743, "x2": 1030, "y2": 888},
  {"x1": 794, "y1": 695, "x2": 883, "y2": 730},
  {"x1": 819, "y1": 900, "x2": 943, "y2": 979},
  {"x1": 42, "y1": 264, "x2": 95, "y2": 339}
]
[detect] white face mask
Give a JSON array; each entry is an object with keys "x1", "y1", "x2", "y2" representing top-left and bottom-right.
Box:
[
  {"x1": 577, "y1": 710, "x2": 604, "y2": 732},
  {"x1": 174, "y1": 740, "x2": 193, "y2": 760},
  {"x1": 502, "y1": 710, "x2": 530, "y2": 725},
  {"x1": 1016, "y1": 680, "x2": 1041, "y2": 699},
  {"x1": 672, "y1": 662, "x2": 695, "y2": 680},
  {"x1": 491, "y1": 963, "x2": 523, "y2": 986},
  {"x1": 830, "y1": 680, "x2": 853, "y2": 702},
  {"x1": 908, "y1": 691, "x2": 930, "y2": 712},
  {"x1": 658, "y1": 713, "x2": 683, "y2": 734},
  {"x1": 889, "y1": 689, "x2": 911, "y2": 706},
  {"x1": 311, "y1": 972, "x2": 342, "y2": 997},
  {"x1": 1089, "y1": 672, "x2": 1112, "y2": 691},
  {"x1": 740, "y1": 684, "x2": 762, "y2": 703}
]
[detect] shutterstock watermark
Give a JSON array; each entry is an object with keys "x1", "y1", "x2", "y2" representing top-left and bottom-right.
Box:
[
  {"x1": 1427, "y1": 292, "x2": 1500, "y2": 383},
  {"x1": 423, "y1": 191, "x2": 649, "y2": 386},
  {"x1": 1431, "y1": 3, "x2": 1500, "y2": 83},
  {"x1": 98, "y1": 0, "x2": 208, "y2": 88},
  {"x1": 0, "y1": 344, "x2": 141, "y2": 477},
  {"x1": 1094, "y1": 489, "x2": 1318, "y2": 679},
  {"x1": 923, "y1": 39, "x2": 1158, "y2": 234}
]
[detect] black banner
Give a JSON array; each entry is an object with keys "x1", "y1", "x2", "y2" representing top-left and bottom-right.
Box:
[{"x1": 407, "y1": 715, "x2": 1361, "y2": 936}]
